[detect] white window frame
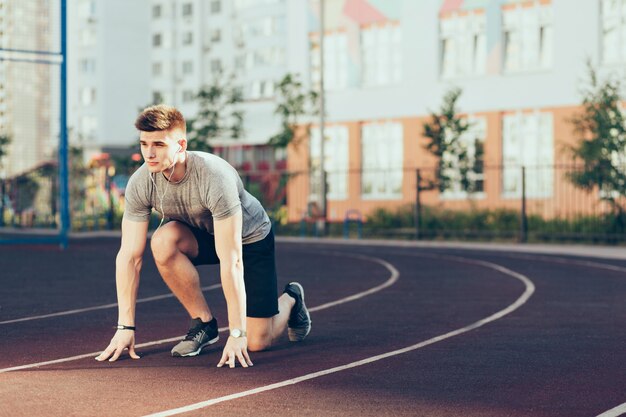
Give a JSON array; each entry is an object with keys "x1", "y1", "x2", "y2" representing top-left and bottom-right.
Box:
[
  {"x1": 80, "y1": 87, "x2": 96, "y2": 105},
  {"x1": 310, "y1": 126, "x2": 349, "y2": 201},
  {"x1": 152, "y1": 33, "x2": 162, "y2": 48},
  {"x1": 182, "y1": 32, "x2": 194, "y2": 46},
  {"x1": 440, "y1": 11, "x2": 486, "y2": 79},
  {"x1": 181, "y1": 61, "x2": 193, "y2": 75},
  {"x1": 601, "y1": 0, "x2": 626, "y2": 64},
  {"x1": 361, "y1": 122, "x2": 404, "y2": 200},
  {"x1": 152, "y1": 4, "x2": 162, "y2": 19},
  {"x1": 210, "y1": 59, "x2": 222, "y2": 73},
  {"x1": 210, "y1": 0, "x2": 221, "y2": 14},
  {"x1": 316, "y1": 31, "x2": 349, "y2": 91},
  {"x1": 182, "y1": 2, "x2": 193, "y2": 17},
  {"x1": 502, "y1": 3, "x2": 553, "y2": 73},
  {"x1": 502, "y1": 111, "x2": 554, "y2": 199},
  {"x1": 361, "y1": 23, "x2": 402, "y2": 87},
  {"x1": 182, "y1": 90, "x2": 194, "y2": 103}
]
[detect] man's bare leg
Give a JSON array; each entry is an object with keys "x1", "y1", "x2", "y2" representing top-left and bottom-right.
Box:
[
  {"x1": 247, "y1": 293, "x2": 295, "y2": 352},
  {"x1": 151, "y1": 222, "x2": 213, "y2": 322}
]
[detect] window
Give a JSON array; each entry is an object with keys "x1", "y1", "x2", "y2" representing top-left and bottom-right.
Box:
[
  {"x1": 81, "y1": 115, "x2": 98, "y2": 135},
  {"x1": 182, "y1": 90, "x2": 195, "y2": 102},
  {"x1": 80, "y1": 87, "x2": 96, "y2": 105},
  {"x1": 310, "y1": 126, "x2": 349, "y2": 201},
  {"x1": 210, "y1": 0, "x2": 221, "y2": 13},
  {"x1": 310, "y1": 32, "x2": 349, "y2": 91},
  {"x1": 152, "y1": 91, "x2": 164, "y2": 104},
  {"x1": 182, "y1": 3, "x2": 193, "y2": 17},
  {"x1": 361, "y1": 122, "x2": 403, "y2": 199},
  {"x1": 244, "y1": 47, "x2": 283, "y2": 69},
  {"x1": 240, "y1": 16, "x2": 285, "y2": 38},
  {"x1": 250, "y1": 81, "x2": 261, "y2": 99},
  {"x1": 80, "y1": 59, "x2": 96, "y2": 73},
  {"x1": 234, "y1": 55, "x2": 245, "y2": 69},
  {"x1": 211, "y1": 29, "x2": 221, "y2": 42},
  {"x1": 78, "y1": 0, "x2": 96, "y2": 19},
  {"x1": 261, "y1": 80, "x2": 274, "y2": 98},
  {"x1": 182, "y1": 61, "x2": 193, "y2": 74},
  {"x1": 210, "y1": 59, "x2": 222, "y2": 73},
  {"x1": 440, "y1": 117, "x2": 486, "y2": 198},
  {"x1": 502, "y1": 112, "x2": 554, "y2": 198},
  {"x1": 601, "y1": 0, "x2": 626, "y2": 64},
  {"x1": 80, "y1": 28, "x2": 96, "y2": 46},
  {"x1": 440, "y1": 11, "x2": 486, "y2": 78},
  {"x1": 502, "y1": 3, "x2": 553, "y2": 72},
  {"x1": 152, "y1": 33, "x2": 162, "y2": 47},
  {"x1": 152, "y1": 62, "x2": 162, "y2": 76},
  {"x1": 361, "y1": 22, "x2": 402, "y2": 87},
  {"x1": 152, "y1": 4, "x2": 162, "y2": 18},
  {"x1": 182, "y1": 32, "x2": 193, "y2": 46}
]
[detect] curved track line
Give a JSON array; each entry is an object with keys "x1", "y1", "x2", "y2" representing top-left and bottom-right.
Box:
[
  {"x1": 597, "y1": 402, "x2": 626, "y2": 417},
  {"x1": 0, "y1": 284, "x2": 222, "y2": 325},
  {"x1": 141, "y1": 254, "x2": 535, "y2": 417},
  {"x1": 483, "y1": 252, "x2": 626, "y2": 274},
  {"x1": 0, "y1": 251, "x2": 397, "y2": 374}
]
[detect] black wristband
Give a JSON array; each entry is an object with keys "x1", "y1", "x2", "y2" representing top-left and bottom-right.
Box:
[{"x1": 115, "y1": 324, "x2": 136, "y2": 331}]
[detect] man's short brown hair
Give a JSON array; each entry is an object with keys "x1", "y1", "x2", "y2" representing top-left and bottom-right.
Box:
[{"x1": 135, "y1": 104, "x2": 186, "y2": 133}]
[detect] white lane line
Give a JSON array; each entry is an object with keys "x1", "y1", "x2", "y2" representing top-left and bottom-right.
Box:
[
  {"x1": 488, "y1": 253, "x2": 626, "y2": 274},
  {"x1": 142, "y1": 254, "x2": 534, "y2": 417},
  {"x1": 0, "y1": 251, "x2": 398, "y2": 374},
  {"x1": 597, "y1": 402, "x2": 626, "y2": 417},
  {"x1": 0, "y1": 284, "x2": 222, "y2": 325}
]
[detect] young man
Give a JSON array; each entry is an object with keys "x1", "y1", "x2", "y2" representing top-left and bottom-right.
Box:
[{"x1": 95, "y1": 105, "x2": 311, "y2": 368}]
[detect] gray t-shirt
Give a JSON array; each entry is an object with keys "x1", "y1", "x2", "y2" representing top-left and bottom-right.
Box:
[{"x1": 123, "y1": 151, "x2": 271, "y2": 244}]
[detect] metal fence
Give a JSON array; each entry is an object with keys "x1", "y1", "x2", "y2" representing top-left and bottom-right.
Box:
[
  {"x1": 280, "y1": 164, "x2": 626, "y2": 243},
  {"x1": 3, "y1": 162, "x2": 624, "y2": 244},
  {"x1": 0, "y1": 0, "x2": 69, "y2": 246}
]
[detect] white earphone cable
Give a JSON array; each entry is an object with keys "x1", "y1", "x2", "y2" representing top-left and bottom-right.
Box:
[{"x1": 149, "y1": 159, "x2": 177, "y2": 231}]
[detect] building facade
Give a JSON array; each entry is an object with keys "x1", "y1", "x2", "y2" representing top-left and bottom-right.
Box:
[
  {"x1": 149, "y1": 0, "x2": 293, "y2": 170},
  {"x1": 67, "y1": 0, "x2": 151, "y2": 152},
  {"x1": 285, "y1": 0, "x2": 626, "y2": 222},
  {"x1": 0, "y1": 0, "x2": 59, "y2": 177}
]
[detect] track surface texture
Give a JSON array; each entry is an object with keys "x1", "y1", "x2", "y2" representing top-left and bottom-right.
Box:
[{"x1": 0, "y1": 236, "x2": 624, "y2": 417}]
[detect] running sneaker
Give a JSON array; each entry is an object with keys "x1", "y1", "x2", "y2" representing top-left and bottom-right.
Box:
[
  {"x1": 283, "y1": 282, "x2": 311, "y2": 342},
  {"x1": 171, "y1": 317, "x2": 219, "y2": 357}
]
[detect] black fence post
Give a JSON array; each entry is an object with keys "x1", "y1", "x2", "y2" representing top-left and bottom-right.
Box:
[
  {"x1": 520, "y1": 166, "x2": 528, "y2": 243},
  {"x1": 105, "y1": 168, "x2": 114, "y2": 230},
  {"x1": 415, "y1": 169, "x2": 421, "y2": 240},
  {"x1": 0, "y1": 179, "x2": 4, "y2": 227}
]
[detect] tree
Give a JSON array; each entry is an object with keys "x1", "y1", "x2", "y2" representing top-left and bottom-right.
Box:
[
  {"x1": 568, "y1": 62, "x2": 626, "y2": 214},
  {"x1": 0, "y1": 134, "x2": 11, "y2": 226},
  {"x1": 186, "y1": 71, "x2": 245, "y2": 152},
  {"x1": 269, "y1": 73, "x2": 319, "y2": 149},
  {"x1": 0, "y1": 134, "x2": 10, "y2": 166},
  {"x1": 422, "y1": 88, "x2": 484, "y2": 194}
]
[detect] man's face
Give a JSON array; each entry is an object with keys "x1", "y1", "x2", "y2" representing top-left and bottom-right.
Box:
[{"x1": 139, "y1": 129, "x2": 183, "y2": 174}]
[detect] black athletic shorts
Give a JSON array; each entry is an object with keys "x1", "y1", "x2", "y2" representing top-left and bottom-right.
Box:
[{"x1": 187, "y1": 225, "x2": 279, "y2": 318}]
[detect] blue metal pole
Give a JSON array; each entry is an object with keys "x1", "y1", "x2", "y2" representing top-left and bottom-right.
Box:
[{"x1": 59, "y1": 0, "x2": 69, "y2": 249}]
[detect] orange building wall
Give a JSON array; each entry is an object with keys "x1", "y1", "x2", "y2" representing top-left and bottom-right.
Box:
[{"x1": 286, "y1": 105, "x2": 604, "y2": 223}]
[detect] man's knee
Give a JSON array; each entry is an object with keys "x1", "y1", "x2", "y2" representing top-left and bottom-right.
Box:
[
  {"x1": 247, "y1": 321, "x2": 273, "y2": 352},
  {"x1": 150, "y1": 227, "x2": 179, "y2": 264},
  {"x1": 247, "y1": 334, "x2": 272, "y2": 352}
]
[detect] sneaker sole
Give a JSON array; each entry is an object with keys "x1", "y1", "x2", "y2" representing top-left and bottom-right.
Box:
[
  {"x1": 171, "y1": 335, "x2": 219, "y2": 357},
  {"x1": 288, "y1": 282, "x2": 311, "y2": 342}
]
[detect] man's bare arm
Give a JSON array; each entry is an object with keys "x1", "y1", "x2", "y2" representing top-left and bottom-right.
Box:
[
  {"x1": 213, "y1": 210, "x2": 253, "y2": 368},
  {"x1": 96, "y1": 217, "x2": 148, "y2": 362},
  {"x1": 115, "y1": 218, "x2": 148, "y2": 325}
]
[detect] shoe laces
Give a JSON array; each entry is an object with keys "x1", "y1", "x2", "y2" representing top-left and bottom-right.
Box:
[{"x1": 184, "y1": 324, "x2": 205, "y2": 341}]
